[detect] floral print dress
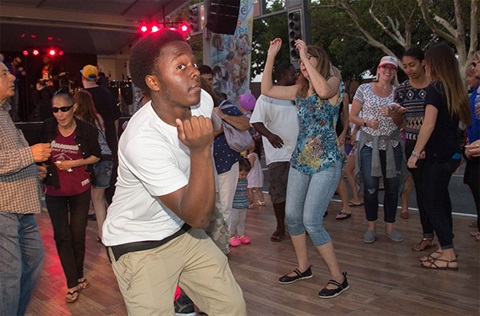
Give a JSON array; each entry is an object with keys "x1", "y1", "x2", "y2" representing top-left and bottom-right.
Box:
[{"x1": 290, "y1": 82, "x2": 345, "y2": 175}]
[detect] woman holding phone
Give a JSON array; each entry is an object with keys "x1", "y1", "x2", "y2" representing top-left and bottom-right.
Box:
[
  {"x1": 350, "y1": 56, "x2": 405, "y2": 244},
  {"x1": 392, "y1": 48, "x2": 435, "y2": 252}
]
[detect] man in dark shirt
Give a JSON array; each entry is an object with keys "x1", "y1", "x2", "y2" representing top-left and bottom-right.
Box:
[{"x1": 81, "y1": 65, "x2": 120, "y2": 201}]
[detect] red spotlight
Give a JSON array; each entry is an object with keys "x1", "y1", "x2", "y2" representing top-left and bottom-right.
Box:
[
  {"x1": 48, "y1": 49, "x2": 56, "y2": 56},
  {"x1": 23, "y1": 50, "x2": 29, "y2": 56},
  {"x1": 179, "y1": 23, "x2": 190, "y2": 33},
  {"x1": 59, "y1": 51, "x2": 64, "y2": 56},
  {"x1": 140, "y1": 25, "x2": 148, "y2": 32},
  {"x1": 33, "y1": 49, "x2": 39, "y2": 56},
  {"x1": 47, "y1": 36, "x2": 53, "y2": 41},
  {"x1": 30, "y1": 34, "x2": 36, "y2": 39},
  {"x1": 151, "y1": 25, "x2": 160, "y2": 33}
]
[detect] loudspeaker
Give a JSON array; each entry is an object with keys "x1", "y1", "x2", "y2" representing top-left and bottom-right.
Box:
[{"x1": 206, "y1": 0, "x2": 241, "y2": 35}]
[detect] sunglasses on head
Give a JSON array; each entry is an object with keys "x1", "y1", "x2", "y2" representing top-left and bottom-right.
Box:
[{"x1": 51, "y1": 105, "x2": 73, "y2": 113}]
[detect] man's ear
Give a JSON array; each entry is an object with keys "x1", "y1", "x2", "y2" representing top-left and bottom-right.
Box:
[{"x1": 145, "y1": 75, "x2": 160, "y2": 92}]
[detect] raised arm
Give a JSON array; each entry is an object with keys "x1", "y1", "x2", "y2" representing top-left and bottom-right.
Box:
[
  {"x1": 296, "y1": 39, "x2": 339, "y2": 100},
  {"x1": 261, "y1": 38, "x2": 298, "y2": 100}
]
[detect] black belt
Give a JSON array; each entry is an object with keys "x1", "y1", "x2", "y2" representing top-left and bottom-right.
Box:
[{"x1": 107, "y1": 223, "x2": 191, "y2": 262}]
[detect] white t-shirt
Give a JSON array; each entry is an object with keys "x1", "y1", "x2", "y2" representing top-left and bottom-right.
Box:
[
  {"x1": 249, "y1": 94, "x2": 299, "y2": 165},
  {"x1": 103, "y1": 90, "x2": 213, "y2": 246}
]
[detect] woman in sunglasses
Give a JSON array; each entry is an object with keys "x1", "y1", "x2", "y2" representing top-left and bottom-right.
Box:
[{"x1": 38, "y1": 89, "x2": 101, "y2": 303}]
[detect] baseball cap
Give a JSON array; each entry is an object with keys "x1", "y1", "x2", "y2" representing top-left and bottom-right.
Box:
[
  {"x1": 81, "y1": 65, "x2": 98, "y2": 80},
  {"x1": 378, "y1": 56, "x2": 398, "y2": 69}
]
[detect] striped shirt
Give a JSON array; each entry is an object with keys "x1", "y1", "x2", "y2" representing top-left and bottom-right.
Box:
[
  {"x1": 232, "y1": 179, "x2": 248, "y2": 209},
  {"x1": 0, "y1": 103, "x2": 42, "y2": 214}
]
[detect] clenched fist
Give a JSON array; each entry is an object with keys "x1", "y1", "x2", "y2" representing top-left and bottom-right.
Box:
[
  {"x1": 176, "y1": 116, "x2": 213, "y2": 152},
  {"x1": 30, "y1": 143, "x2": 51, "y2": 162}
]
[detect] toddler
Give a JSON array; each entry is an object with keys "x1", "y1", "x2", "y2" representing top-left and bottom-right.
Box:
[
  {"x1": 230, "y1": 158, "x2": 252, "y2": 247},
  {"x1": 246, "y1": 142, "x2": 265, "y2": 207}
]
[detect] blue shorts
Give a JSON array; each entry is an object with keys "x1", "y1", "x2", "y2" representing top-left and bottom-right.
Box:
[{"x1": 93, "y1": 160, "x2": 113, "y2": 189}]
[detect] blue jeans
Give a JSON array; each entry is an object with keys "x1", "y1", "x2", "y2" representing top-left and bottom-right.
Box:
[
  {"x1": 360, "y1": 145, "x2": 402, "y2": 223},
  {"x1": 0, "y1": 213, "x2": 44, "y2": 316},
  {"x1": 285, "y1": 161, "x2": 342, "y2": 246},
  {"x1": 46, "y1": 189, "x2": 90, "y2": 288},
  {"x1": 422, "y1": 159, "x2": 460, "y2": 250}
]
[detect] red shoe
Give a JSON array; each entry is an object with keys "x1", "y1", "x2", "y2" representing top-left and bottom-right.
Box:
[
  {"x1": 238, "y1": 235, "x2": 251, "y2": 244},
  {"x1": 230, "y1": 236, "x2": 241, "y2": 247}
]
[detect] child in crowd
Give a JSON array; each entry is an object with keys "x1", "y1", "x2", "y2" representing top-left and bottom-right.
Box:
[
  {"x1": 246, "y1": 142, "x2": 266, "y2": 208},
  {"x1": 230, "y1": 158, "x2": 252, "y2": 247}
]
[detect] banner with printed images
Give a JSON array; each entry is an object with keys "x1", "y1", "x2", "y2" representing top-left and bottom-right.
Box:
[{"x1": 210, "y1": 0, "x2": 253, "y2": 106}]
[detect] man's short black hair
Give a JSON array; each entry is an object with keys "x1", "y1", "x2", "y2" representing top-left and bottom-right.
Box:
[
  {"x1": 129, "y1": 30, "x2": 185, "y2": 91},
  {"x1": 198, "y1": 64, "x2": 213, "y2": 76},
  {"x1": 274, "y1": 63, "x2": 295, "y2": 81}
]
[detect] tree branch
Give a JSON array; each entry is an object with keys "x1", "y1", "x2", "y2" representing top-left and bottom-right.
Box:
[
  {"x1": 368, "y1": 1, "x2": 406, "y2": 47},
  {"x1": 417, "y1": 0, "x2": 457, "y2": 44}
]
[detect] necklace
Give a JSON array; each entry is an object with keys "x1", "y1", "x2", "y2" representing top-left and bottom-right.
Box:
[{"x1": 58, "y1": 121, "x2": 76, "y2": 137}]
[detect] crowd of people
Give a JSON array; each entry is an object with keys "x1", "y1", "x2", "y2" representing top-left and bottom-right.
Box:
[{"x1": 1, "y1": 29, "x2": 479, "y2": 315}]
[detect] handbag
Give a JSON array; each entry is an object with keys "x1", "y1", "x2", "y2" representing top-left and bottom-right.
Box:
[{"x1": 219, "y1": 101, "x2": 253, "y2": 152}]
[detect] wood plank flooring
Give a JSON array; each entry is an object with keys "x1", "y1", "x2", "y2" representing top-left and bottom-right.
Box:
[{"x1": 26, "y1": 200, "x2": 479, "y2": 315}]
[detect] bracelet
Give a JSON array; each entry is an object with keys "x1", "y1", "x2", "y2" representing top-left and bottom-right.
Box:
[{"x1": 411, "y1": 151, "x2": 421, "y2": 159}]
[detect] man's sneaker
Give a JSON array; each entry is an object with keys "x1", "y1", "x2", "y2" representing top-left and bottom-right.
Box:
[
  {"x1": 385, "y1": 230, "x2": 404, "y2": 242},
  {"x1": 238, "y1": 235, "x2": 251, "y2": 244},
  {"x1": 230, "y1": 236, "x2": 241, "y2": 247},
  {"x1": 363, "y1": 230, "x2": 376, "y2": 244},
  {"x1": 174, "y1": 294, "x2": 196, "y2": 316}
]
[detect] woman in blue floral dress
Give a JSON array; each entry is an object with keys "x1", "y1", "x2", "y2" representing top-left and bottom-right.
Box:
[{"x1": 261, "y1": 38, "x2": 348, "y2": 299}]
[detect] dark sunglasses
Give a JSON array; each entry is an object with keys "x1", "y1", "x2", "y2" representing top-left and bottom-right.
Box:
[
  {"x1": 51, "y1": 105, "x2": 73, "y2": 113},
  {"x1": 472, "y1": 61, "x2": 478, "y2": 67}
]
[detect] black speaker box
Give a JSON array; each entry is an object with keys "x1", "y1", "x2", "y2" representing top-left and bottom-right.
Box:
[{"x1": 206, "y1": 0, "x2": 241, "y2": 35}]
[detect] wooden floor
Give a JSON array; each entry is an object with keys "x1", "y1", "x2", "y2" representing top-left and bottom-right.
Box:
[{"x1": 26, "y1": 200, "x2": 479, "y2": 316}]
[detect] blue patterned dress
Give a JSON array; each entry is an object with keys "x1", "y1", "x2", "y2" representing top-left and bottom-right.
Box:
[{"x1": 291, "y1": 82, "x2": 345, "y2": 174}]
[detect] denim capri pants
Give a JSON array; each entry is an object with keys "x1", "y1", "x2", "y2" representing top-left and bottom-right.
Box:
[{"x1": 285, "y1": 160, "x2": 342, "y2": 246}]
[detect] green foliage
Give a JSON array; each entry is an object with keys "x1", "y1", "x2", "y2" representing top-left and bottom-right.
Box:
[
  {"x1": 251, "y1": 14, "x2": 289, "y2": 78},
  {"x1": 177, "y1": 0, "x2": 475, "y2": 82}
]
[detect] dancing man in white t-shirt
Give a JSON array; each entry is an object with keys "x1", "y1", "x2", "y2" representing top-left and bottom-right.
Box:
[{"x1": 102, "y1": 29, "x2": 246, "y2": 316}]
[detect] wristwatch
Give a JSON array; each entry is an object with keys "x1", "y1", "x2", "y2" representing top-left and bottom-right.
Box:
[{"x1": 363, "y1": 120, "x2": 367, "y2": 127}]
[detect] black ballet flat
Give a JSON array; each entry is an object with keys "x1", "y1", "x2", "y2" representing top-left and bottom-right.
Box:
[{"x1": 279, "y1": 266, "x2": 313, "y2": 284}]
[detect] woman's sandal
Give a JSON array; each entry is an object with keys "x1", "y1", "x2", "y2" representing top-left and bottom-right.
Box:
[
  {"x1": 419, "y1": 250, "x2": 442, "y2": 262},
  {"x1": 335, "y1": 211, "x2": 352, "y2": 220},
  {"x1": 256, "y1": 200, "x2": 266, "y2": 207},
  {"x1": 420, "y1": 250, "x2": 458, "y2": 263},
  {"x1": 78, "y1": 278, "x2": 90, "y2": 290},
  {"x1": 412, "y1": 238, "x2": 436, "y2": 252},
  {"x1": 66, "y1": 290, "x2": 79, "y2": 303},
  {"x1": 421, "y1": 258, "x2": 458, "y2": 270}
]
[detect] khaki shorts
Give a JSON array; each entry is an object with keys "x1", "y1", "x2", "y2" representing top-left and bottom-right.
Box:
[{"x1": 268, "y1": 161, "x2": 290, "y2": 204}]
